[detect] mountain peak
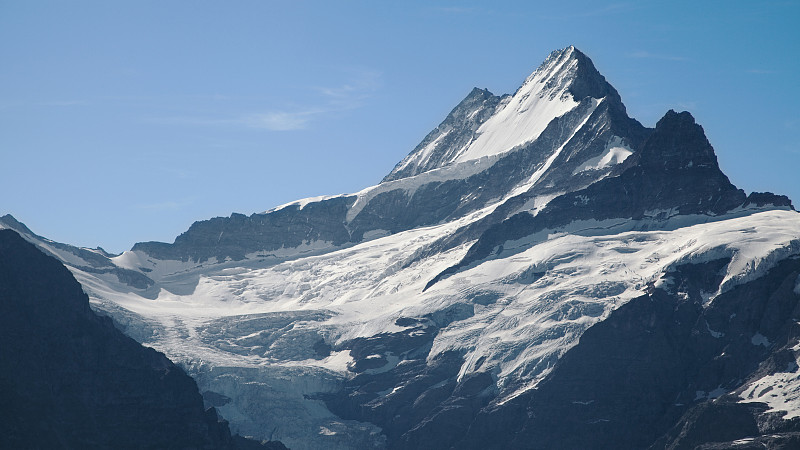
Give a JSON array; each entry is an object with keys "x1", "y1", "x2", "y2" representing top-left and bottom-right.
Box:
[
  {"x1": 384, "y1": 47, "x2": 625, "y2": 181},
  {"x1": 0, "y1": 214, "x2": 34, "y2": 236},
  {"x1": 639, "y1": 109, "x2": 719, "y2": 170},
  {"x1": 658, "y1": 109, "x2": 695, "y2": 126},
  {"x1": 527, "y1": 45, "x2": 619, "y2": 102}
]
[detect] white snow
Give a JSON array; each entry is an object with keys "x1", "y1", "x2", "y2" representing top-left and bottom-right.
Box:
[
  {"x1": 68, "y1": 209, "x2": 800, "y2": 411},
  {"x1": 267, "y1": 194, "x2": 348, "y2": 213},
  {"x1": 284, "y1": 350, "x2": 355, "y2": 373},
  {"x1": 383, "y1": 47, "x2": 587, "y2": 186},
  {"x1": 345, "y1": 154, "x2": 504, "y2": 222},
  {"x1": 344, "y1": 89, "x2": 593, "y2": 223},
  {"x1": 452, "y1": 48, "x2": 581, "y2": 164},
  {"x1": 346, "y1": 91, "x2": 595, "y2": 223},
  {"x1": 517, "y1": 193, "x2": 562, "y2": 216},
  {"x1": 740, "y1": 359, "x2": 800, "y2": 419},
  {"x1": 694, "y1": 388, "x2": 728, "y2": 401},
  {"x1": 111, "y1": 239, "x2": 340, "y2": 286},
  {"x1": 573, "y1": 136, "x2": 633, "y2": 174},
  {"x1": 519, "y1": 97, "x2": 601, "y2": 189},
  {"x1": 391, "y1": 131, "x2": 450, "y2": 174},
  {"x1": 30, "y1": 193, "x2": 800, "y2": 443}
]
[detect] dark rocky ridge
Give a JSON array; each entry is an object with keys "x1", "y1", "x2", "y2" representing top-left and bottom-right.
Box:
[
  {"x1": 0, "y1": 214, "x2": 155, "y2": 289},
  {"x1": 407, "y1": 78, "x2": 650, "y2": 271},
  {"x1": 383, "y1": 45, "x2": 625, "y2": 184},
  {"x1": 447, "y1": 255, "x2": 800, "y2": 449},
  {"x1": 567, "y1": 46, "x2": 621, "y2": 101},
  {"x1": 127, "y1": 47, "x2": 652, "y2": 265},
  {"x1": 319, "y1": 304, "x2": 487, "y2": 449},
  {"x1": 132, "y1": 196, "x2": 356, "y2": 263},
  {"x1": 0, "y1": 229, "x2": 285, "y2": 449},
  {"x1": 429, "y1": 110, "x2": 793, "y2": 289},
  {"x1": 383, "y1": 87, "x2": 506, "y2": 182}
]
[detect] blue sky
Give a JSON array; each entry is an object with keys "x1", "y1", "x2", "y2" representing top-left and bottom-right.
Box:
[{"x1": 1, "y1": 0, "x2": 798, "y2": 253}]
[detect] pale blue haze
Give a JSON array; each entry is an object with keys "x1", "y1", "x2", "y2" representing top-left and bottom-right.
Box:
[{"x1": 1, "y1": 0, "x2": 798, "y2": 252}]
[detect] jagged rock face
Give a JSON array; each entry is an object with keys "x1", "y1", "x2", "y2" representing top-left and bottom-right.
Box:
[
  {"x1": 133, "y1": 196, "x2": 356, "y2": 262},
  {"x1": 319, "y1": 307, "x2": 490, "y2": 449},
  {"x1": 7, "y1": 46, "x2": 800, "y2": 450},
  {"x1": 434, "y1": 110, "x2": 792, "y2": 287},
  {"x1": 453, "y1": 257, "x2": 800, "y2": 449},
  {"x1": 128, "y1": 46, "x2": 651, "y2": 266},
  {"x1": 383, "y1": 87, "x2": 505, "y2": 182},
  {"x1": 0, "y1": 214, "x2": 155, "y2": 289},
  {"x1": 0, "y1": 229, "x2": 284, "y2": 449}
]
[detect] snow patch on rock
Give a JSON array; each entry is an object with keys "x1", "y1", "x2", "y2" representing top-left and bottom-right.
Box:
[
  {"x1": 740, "y1": 359, "x2": 800, "y2": 420},
  {"x1": 573, "y1": 136, "x2": 633, "y2": 174}
]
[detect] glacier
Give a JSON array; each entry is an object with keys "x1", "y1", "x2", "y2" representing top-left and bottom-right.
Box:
[{"x1": 3, "y1": 46, "x2": 800, "y2": 449}]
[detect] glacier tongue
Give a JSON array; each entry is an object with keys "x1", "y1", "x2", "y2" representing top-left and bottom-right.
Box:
[{"x1": 71, "y1": 209, "x2": 800, "y2": 447}]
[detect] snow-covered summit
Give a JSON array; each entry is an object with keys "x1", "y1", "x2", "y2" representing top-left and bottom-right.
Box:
[
  {"x1": 384, "y1": 46, "x2": 618, "y2": 181},
  {"x1": 128, "y1": 47, "x2": 650, "y2": 266},
  {"x1": 10, "y1": 47, "x2": 800, "y2": 449}
]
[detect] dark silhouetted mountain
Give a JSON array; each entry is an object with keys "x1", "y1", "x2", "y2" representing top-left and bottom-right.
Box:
[{"x1": 0, "y1": 229, "x2": 286, "y2": 450}]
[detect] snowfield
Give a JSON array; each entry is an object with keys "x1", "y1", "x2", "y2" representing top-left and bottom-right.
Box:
[
  {"x1": 452, "y1": 47, "x2": 581, "y2": 164},
  {"x1": 61, "y1": 209, "x2": 800, "y2": 447},
  {"x1": 5, "y1": 44, "x2": 799, "y2": 448}
]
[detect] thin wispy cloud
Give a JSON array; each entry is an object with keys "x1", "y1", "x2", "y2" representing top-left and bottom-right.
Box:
[
  {"x1": 628, "y1": 50, "x2": 688, "y2": 61},
  {"x1": 149, "y1": 112, "x2": 317, "y2": 131},
  {"x1": 38, "y1": 100, "x2": 90, "y2": 107},
  {"x1": 747, "y1": 69, "x2": 778, "y2": 74},
  {"x1": 435, "y1": 6, "x2": 479, "y2": 14},
  {"x1": 313, "y1": 68, "x2": 382, "y2": 105},
  {"x1": 152, "y1": 68, "x2": 382, "y2": 132},
  {"x1": 242, "y1": 110, "x2": 323, "y2": 131},
  {"x1": 0, "y1": 99, "x2": 90, "y2": 110},
  {"x1": 536, "y1": 2, "x2": 640, "y2": 20}
]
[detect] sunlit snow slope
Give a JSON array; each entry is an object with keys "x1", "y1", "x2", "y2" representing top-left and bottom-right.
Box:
[{"x1": 4, "y1": 46, "x2": 800, "y2": 450}]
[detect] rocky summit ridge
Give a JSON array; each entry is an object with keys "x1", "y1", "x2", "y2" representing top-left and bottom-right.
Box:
[{"x1": 3, "y1": 47, "x2": 800, "y2": 449}]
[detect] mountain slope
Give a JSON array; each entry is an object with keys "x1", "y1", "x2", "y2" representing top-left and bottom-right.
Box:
[
  {"x1": 128, "y1": 46, "x2": 649, "y2": 267},
  {"x1": 430, "y1": 109, "x2": 791, "y2": 288},
  {"x1": 0, "y1": 229, "x2": 285, "y2": 449},
  {"x1": 4, "y1": 46, "x2": 800, "y2": 449},
  {"x1": 457, "y1": 255, "x2": 800, "y2": 449}
]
